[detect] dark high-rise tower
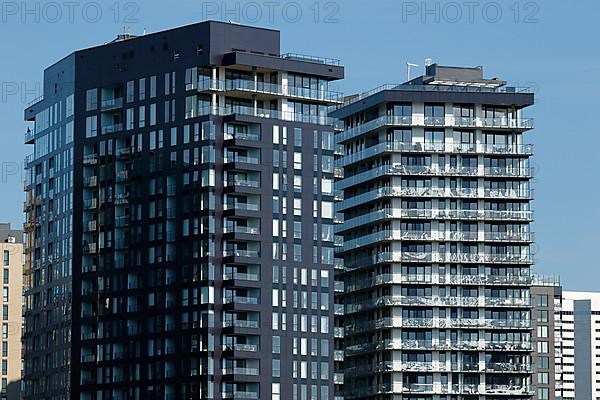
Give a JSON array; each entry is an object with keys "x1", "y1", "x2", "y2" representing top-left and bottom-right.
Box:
[{"x1": 23, "y1": 21, "x2": 343, "y2": 400}]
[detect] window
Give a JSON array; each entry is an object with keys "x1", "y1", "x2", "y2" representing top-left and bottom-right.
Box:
[
  {"x1": 538, "y1": 372, "x2": 549, "y2": 384},
  {"x1": 139, "y1": 78, "x2": 146, "y2": 100},
  {"x1": 2, "y1": 252, "x2": 7, "y2": 267},
  {"x1": 85, "y1": 116, "x2": 97, "y2": 138},
  {"x1": 320, "y1": 316, "x2": 329, "y2": 333},
  {"x1": 272, "y1": 336, "x2": 281, "y2": 353},
  {"x1": 126, "y1": 81, "x2": 134, "y2": 103},
  {"x1": 1, "y1": 306, "x2": 6, "y2": 321},
  {"x1": 322, "y1": 131, "x2": 334, "y2": 151},
  {"x1": 85, "y1": 89, "x2": 97, "y2": 111},
  {"x1": 537, "y1": 310, "x2": 548, "y2": 322},
  {"x1": 2, "y1": 289, "x2": 7, "y2": 303},
  {"x1": 272, "y1": 359, "x2": 280, "y2": 377},
  {"x1": 537, "y1": 326, "x2": 549, "y2": 338},
  {"x1": 294, "y1": 127, "x2": 302, "y2": 147},
  {"x1": 150, "y1": 75, "x2": 157, "y2": 98},
  {"x1": 537, "y1": 294, "x2": 548, "y2": 307},
  {"x1": 537, "y1": 388, "x2": 549, "y2": 400},
  {"x1": 138, "y1": 106, "x2": 146, "y2": 128},
  {"x1": 537, "y1": 341, "x2": 549, "y2": 353}
]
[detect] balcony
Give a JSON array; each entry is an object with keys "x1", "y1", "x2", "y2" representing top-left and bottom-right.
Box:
[
  {"x1": 345, "y1": 317, "x2": 532, "y2": 336},
  {"x1": 223, "y1": 249, "x2": 260, "y2": 259},
  {"x1": 222, "y1": 367, "x2": 260, "y2": 376},
  {"x1": 225, "y1": 178, "x2": 260, "y2": 189},
  {"x1": 102, "y1": 123, "x2": 124, "y2": 134},
  {"x1": 223, "y1": 296, "x2": 260, "y2": 305},
  {"x1": 83, "y1": 154, "x2": 98, "y2": 165},
  {"x1": 101, "y1": 97, "x2": 123, "y2": 111},
  {"x1": 345, "y1": 295, "x2": 530, "y2": 314},
  {"x1": 223, "y1": 272, "x2": 260, "y2": 282},
  {"x1": 222, "y1": 320, "x2": 260, "y2": 329},
  {"x1": 222, "y1": 391, "x2": 259, "y2": 399},
  {"x1": 83, "y1": 198, "x2": 98, "y2": 210},
  {"x1": 224, "y1": 155, "x2": 261, "y2": 167},
  {"x1": 116, "y1": 170, "x2": 129, "y2": 182},
  {"x1": 83, "y1": 176, "x2": 98, "y2": 188},
  {"x1": 25, "y1": 129, "x2": 35, "y2": 144},
  {"x1": 223, "y1": 343, "x2": 259, "y2": 353},
  {"x1": 223, "y1": 225, "x2": 260, "y2": 236},
  {"x1": 337, "y1": 115, "x2": 533, "y2": 143},
  {"x1": 198, "y1": 105, "x2": 335, "y2": 126},
  {"x1": 343, "y1": 251, "x2": 533, "y2": 270},
  {"x1": 485, "y1": 362, "x2": 531, "y2": 373},
  {"x1": 82, "y1": 243, "x2": 98, "y2": 255},
  {"x1": 337, "y1": 186, "x2": 532, "y2": 212},
  {"x1": 84, "y1": 220, "x2": 97, "y2": 232},
  {"x1": 198, "y1": 78, "x2": 343, "y2": 104},
  {"x1": 338, "y1": 165, "x2": 532, "y2": 190}
]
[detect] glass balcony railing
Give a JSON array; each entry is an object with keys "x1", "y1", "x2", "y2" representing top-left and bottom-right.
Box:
[
  {"x1": 485, "y1": 362, "x2": 531, "y2": 373},
  {"x1": 222, "y1": 249, "x2": 260, "y2": 258},
  {"x1": 339, "y1": 230, "x2": 531, "y2": 252},
  {"x1": 223, "y1": 202, "x2": 260, "y2": 211},
  {"x1": 224, "y1": 155, "x2": 261, "y2": 165},
  {"x1": 346, "y1": 295, "x2": 530, "y2": 313},
  {"x1": 101, "y1": 97, "x2": 123, "y2": 110},
  {"x1": 337, "y1": 186, "x2": 532, "y2": 211},
  {"x1": 198, "y1": 105, "x2": 334, "y2": 126},
  {"x1": 338, "y1": 115, "x2": 533, "y2": 143},
  {"x1": 338, "y1": 165, "x2": 531, "y2": 189},
  {"x1": 222, "y1": 391, "x2": 259, "y2": 399},
  {"x1": 198, "y1": 78, "x2": 343, "y2": 103},
  {"x1": 223, "y1": 296, "x2": 260, "y2": 305},
  {"x1": 337, "y1": 208, "x2": 533, "y2": 234},
  {"x1": 223, "y1": 272, "x2": 260, "y2": 281},
  {"x1": 101, "y1": 123, "x2": 124, "y2": 134},
  {"x1": 222, "y1": 320, "x2": 260, "y2": 329},
  {"x1": 223, "y1": 343, "x2": 259, "y2": 352},
  {"x1": 225, "y1": 179, "x2": 260, "y2": 189},
  {"x1": 222, "y1": 367, "x2": 260, "y2": 376},
  {"x1": 345, "y1": 273, "x2": 531, "y2": 293},
  {"x1": 223, "y1": 225, "x2": 260, "y2": 235}
]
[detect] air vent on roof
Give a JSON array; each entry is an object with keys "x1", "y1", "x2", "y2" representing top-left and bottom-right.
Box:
[{"x1": 112, "y1": 34, "x2": 137, "y2": 43}]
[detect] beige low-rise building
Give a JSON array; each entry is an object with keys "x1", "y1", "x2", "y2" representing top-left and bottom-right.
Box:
[{"x1": 0, "y1": 223, "x2": 22, "y2": 400}]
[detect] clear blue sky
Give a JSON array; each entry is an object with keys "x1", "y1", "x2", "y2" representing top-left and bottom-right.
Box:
[{"x1": 0, "y1": 0, "x2": 597, "y2": 290}]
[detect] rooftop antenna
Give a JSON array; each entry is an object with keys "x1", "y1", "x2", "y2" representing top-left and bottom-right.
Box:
[
  {"x1": 406, "y1": 62, "x2": 419, "y2": 82},
  {"x1": 143, "y1": 28, "x2": 147, "y2": 35}
]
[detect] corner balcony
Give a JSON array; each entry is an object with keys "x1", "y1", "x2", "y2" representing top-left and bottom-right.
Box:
[{"x1": 25, "y1": 128, "x2": 35, "y2": 144}]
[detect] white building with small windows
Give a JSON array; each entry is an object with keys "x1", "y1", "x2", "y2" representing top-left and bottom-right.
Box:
[{"x1": 555, "y1": 291, "x2": 600, "y2": 400}]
